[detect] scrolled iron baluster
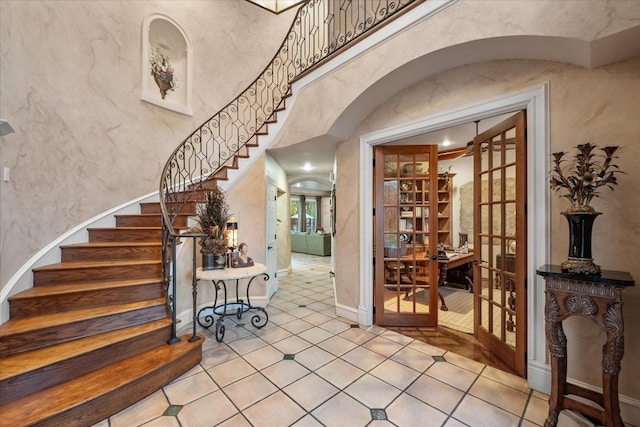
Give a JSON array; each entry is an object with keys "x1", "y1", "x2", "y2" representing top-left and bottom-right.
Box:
[{"x1": 159, "y1": 0, "x2": 422, "y2": 342}]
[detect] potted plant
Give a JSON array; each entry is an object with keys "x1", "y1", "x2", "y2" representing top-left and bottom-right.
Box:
[
  {"x1": 194, "y1": 186, "x2": 231, "y2": 270},
  {"x1": 549, "y1": 143, "x2": 623, "y2": 274}
]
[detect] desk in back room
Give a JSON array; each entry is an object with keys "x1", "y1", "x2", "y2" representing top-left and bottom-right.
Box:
[{"x1": 385, "y1": 251, "x2": 475, "y2": 310}]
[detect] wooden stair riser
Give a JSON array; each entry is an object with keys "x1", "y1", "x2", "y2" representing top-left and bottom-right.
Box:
[
  {"x1": 0, "y1": 303, "x2": 169, "y2": 358},
  {"x1": 88, "y1": 228, "x2": 162, "y2": 242},
  {"x1": 61, "y1": 244, "x2": 162, "y2": 262},
  {"x1": 33, "y1": 263, "x2": 162, "y2": 286},
  {"x1": 9, "y1": 281, "x2": 164, "y2": 319},
  {"x1": 115, "y1": 214, "x2": 188, "y2": 228},
  {"x1": 174, "y1": 187, "x2": 210, "y2": 201},
  {"x1": 46, "y1": 348, "x2": 201, "y2": 427},
  {"x1": 0, "y1": 335, "x2": 203, "y2": 427},
  {"x1": 140, "y1": 202, "x2": 197, "y2": 215},
  {"x1": 0, "y1": 324, "x2": 173, "y2": 406}
]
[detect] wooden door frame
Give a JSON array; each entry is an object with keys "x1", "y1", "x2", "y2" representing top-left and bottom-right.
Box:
[
  {"x1": 359, "y1": 84, "x2": 551, "y2": 390},
  {"x1": 266, "y1": 178, "x2": 279, "y2": 298}
]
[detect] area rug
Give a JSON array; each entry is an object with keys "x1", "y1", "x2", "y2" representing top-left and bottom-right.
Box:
[
  {"x1": 383, "y1": 286, "x2": 473, "y2": 334},
  {"x1": 438, "y1": 287, "x2": 473, "y2": 334}
]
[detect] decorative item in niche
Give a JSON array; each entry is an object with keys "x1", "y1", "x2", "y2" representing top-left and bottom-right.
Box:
[
  {"x1": 141, "y1": 14, "x2": 193, "y2": 116},
  {"x1": 149, "y1": 47, "x2": 176, "y2": 99},
  {"x1": 549, "y1": 143, "x2": 624, "y2": 275}
]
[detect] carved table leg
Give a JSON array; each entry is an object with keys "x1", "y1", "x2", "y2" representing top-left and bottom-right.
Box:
[
  {"x1": 602, "y1": 301, "x2": 624, "y2": 427},
  {"x1": 544, "y1": 292, "x2": 567, "y2": 427}
]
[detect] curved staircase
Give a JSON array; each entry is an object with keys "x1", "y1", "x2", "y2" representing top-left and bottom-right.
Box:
[
  {"x1": 0, "y1": 1, "x2": 423, "y2": 424},
  {"x1": 0, "y1": 199, "x2": 203, "y2": 427}
]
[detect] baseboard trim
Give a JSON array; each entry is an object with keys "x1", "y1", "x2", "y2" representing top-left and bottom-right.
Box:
[
  {"x1": 277, "y1": 265, "x2": 292, "y2": 278},
  {"x1": 335, "y1": 302, "x2": 358, "y2": 323},
  {"x1": 527, "y1": 360, "x2": 551, "y2": 393}
]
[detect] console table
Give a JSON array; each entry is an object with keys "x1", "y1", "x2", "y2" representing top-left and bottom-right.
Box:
[
  {"x1": 196, "y1": 263, "x2": 269, "y2": 342},
  {"x1": 536, "y1": 265, "x2": 634, "y2": 427}
]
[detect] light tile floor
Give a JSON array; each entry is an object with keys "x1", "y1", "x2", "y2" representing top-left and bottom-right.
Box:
[{"x1": 94, "y1": 253, "x2": 597, "y2": 427}]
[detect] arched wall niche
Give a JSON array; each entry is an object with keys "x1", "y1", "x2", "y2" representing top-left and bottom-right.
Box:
[{"x1": 141, "y1": 13, "x2": 193, "y2": 116}]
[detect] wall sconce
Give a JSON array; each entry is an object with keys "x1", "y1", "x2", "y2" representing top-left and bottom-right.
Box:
[
  {"x1": 226, "y1": 218, "x2": 238, "y2": 249},
  {"x1": 0, "y1": 120, "x2": 15, "y2": 137}
]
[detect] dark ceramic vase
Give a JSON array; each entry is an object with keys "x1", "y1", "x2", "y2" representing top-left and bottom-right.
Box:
[{"x1": 561, "y1": 210, "x2": 601, "y2": 275}]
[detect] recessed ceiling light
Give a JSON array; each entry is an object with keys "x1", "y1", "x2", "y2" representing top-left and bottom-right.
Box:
[
  {"x1": 303, "y1": 162, "x2": 313, "y2": 171},
  {"x1": 442, "y1": 139, "x2": 451, "y2": 147}
]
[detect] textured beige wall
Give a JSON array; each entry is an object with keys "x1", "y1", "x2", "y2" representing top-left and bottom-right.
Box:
[
  {"x1": 226, "y1": 157, "x2": 267, "y2": 266},
  {"x1": 265, "y1": 154, "x2": 292, "y2": 273},
  {"x1": 0, "y1": 0, "x2": 295, "y2": 288},
  {"x1": 337, "y1": 57, "x2": 640, "y2": 398},
  {"x1": 2, "y1": 0, "x2": 639, "y2": 404}
]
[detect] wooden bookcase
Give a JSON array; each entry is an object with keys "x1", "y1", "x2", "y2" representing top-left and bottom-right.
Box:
[{"x1": 395, "y1": 173, "x2": 454, "y2": 250}]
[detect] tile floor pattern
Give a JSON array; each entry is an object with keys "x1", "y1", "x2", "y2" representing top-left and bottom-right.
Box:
[{"x1": 95, "y1": 253, "x2": 564, "y2": 427}]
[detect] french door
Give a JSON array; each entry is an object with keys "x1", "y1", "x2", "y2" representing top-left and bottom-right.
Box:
[
  {"x1": 473, "y1": 111, "x2": 527, "y2": 377},
  {"x1": 374, "y1": 146, "x2": 440, "y2": 326}
]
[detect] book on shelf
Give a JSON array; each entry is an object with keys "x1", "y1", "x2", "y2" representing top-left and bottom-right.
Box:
[
  {"x1": 399, "y1": 218, "x2": 413, "y2": 231},
  {"x1": 401, "y1": 210, "x2": 413, "y2": 218}
]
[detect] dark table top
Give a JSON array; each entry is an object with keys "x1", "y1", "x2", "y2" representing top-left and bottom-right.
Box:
[{"x1": 536, "y1": 264, "x2": 634, "y2": 287}]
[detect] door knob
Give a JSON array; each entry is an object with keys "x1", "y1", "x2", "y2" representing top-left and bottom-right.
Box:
[{"x1": 268, "y1": 246, "x2": 273, "y2": 250}]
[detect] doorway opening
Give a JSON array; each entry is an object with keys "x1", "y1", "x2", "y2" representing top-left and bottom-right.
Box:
[
  {"x1": 360, "y1": 85, "x2": 550, "y2": 383},
  {"x1": 372, "y1": 110, "x2": 527, "y2": 376}
]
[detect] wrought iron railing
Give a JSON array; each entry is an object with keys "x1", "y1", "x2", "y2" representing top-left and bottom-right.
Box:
[{"x1": 159, "y1": 0, "x2": 423, "y2": 343}]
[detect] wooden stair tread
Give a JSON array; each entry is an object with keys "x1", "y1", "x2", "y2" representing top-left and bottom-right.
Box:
[
  {"x1": 10, "y1": 278, "x2": 162, "y2": 300},
  {"x1": 60, "y1": 242, "x2": 162, "y2": 249},
  {"x1": 0, "y1": 319, "x2": 172, "y2": 380},
  {"x1": 89, "y1": 226, "x2": 161, "y2": 229},
  {"x1": 114, "y1": 213, "x2": 163, "y2": 217},
  {"x1": 117, "y1": 212, "x2": 193, "y2": 217},
  {"x1": 0, "y1": 334, "x2": 203, "y2": 426},
  {"x1": 0, "y1": 298, "x2": 166, "y2": 336},
  {"x1": 33, "y1": 259, "x2": 161, "y2": 272}
]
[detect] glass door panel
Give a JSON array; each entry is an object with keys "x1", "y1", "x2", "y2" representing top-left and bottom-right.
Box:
[
  {"x1": 473, "y1": 111, "x2": 527, "y2": 377},
  {"x1": 375, "y1": 146, "x2": 439, "y2": 326}
]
